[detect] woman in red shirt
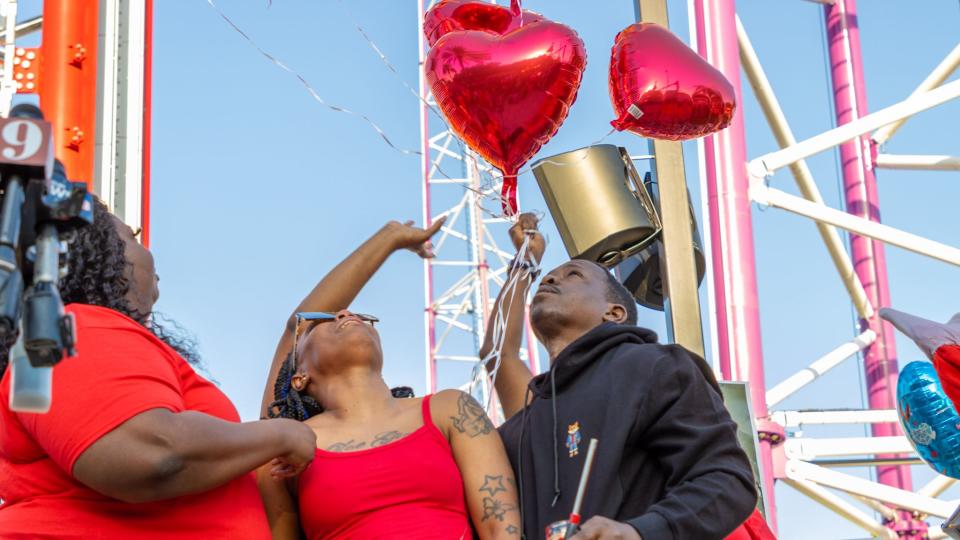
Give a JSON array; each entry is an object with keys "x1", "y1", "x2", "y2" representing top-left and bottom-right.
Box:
[
  {"x1": 0, "y1": 199, "x2": 317, "y2": 539},
  {"x1": 258, "y1": 218, "x2": 522, "y2": 539}
]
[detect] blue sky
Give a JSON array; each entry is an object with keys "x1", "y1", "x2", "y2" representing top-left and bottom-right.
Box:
[{"x1": 23, "y1": 0, "x2": 960, "y2": 537}]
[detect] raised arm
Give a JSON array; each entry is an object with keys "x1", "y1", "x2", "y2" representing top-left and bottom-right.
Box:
[
  {"x1": 433, "y1": 389, "x2": 521, "y2": 539},
  {"x1": 73, "y1": 409, "x2": 317, "y2": 504},
  {"x1": 260, "y1": 218, "x2": 445, "y2": 417},
  {"x1": 479, "y1": 213, "x2": 544, "y2": 419}
]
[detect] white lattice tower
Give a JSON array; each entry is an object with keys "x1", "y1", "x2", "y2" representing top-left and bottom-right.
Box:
[{"x1": 416, "y1": 0, "x2": 541, "y2": 417}]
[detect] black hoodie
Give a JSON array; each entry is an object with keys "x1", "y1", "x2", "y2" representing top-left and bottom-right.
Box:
[{"x1": 498, "y1": 323, "x2": 756, "y2": 540}]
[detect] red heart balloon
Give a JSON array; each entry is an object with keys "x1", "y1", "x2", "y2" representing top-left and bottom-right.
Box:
[
  {"x1": 609, "y1": 23, "x2": 735, "y2": 141},
  {"x1": 426, "y1": 21, "x2": 586, "y2": 214},
  {"x1": 423, "y1": 0, "x2": 544, "y2": 47}
]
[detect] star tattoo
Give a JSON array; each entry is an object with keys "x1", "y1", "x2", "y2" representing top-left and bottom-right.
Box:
[{"x1": 479, "y1": 475, "x2": 507, "y2": 497}]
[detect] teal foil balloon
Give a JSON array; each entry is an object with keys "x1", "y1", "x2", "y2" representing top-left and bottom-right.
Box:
[{"x1": 897, "y1": 361, "x2": 960, "y2": 479}]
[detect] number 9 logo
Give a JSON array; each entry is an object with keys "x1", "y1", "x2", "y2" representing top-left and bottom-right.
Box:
[{"x1": 1, "y1": 120, "x2": 42, "y2": 161}]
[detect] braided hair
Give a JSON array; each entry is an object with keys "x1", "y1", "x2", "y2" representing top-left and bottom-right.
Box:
[
  {"x1": 268, "y1": 352, "x2": 415, "y2": 421},
  {"x1": 0, "y1": 198, "x2": 200, "y2": 374}
]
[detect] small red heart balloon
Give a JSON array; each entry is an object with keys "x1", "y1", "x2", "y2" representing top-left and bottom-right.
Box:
[
  {"x1": 426, "y1": 21, "x2": 586, "y2": 214},
  {"x1": 609, "y1": 23, "x2": 736, "y2": 141},
  {"x1": 423, "y1": 0, "x2": 544, "y2": 47}
]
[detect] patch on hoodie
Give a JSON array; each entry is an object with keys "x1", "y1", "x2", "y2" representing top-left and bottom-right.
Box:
[{"x1": 566, "y1": 421, "x2": 582, "y2": 457}]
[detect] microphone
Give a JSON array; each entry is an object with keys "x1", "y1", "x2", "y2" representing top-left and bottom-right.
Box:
[
  {"x1": 0, "y1": 104, "x2": 59, "y2": 413},
  {"x1": 9, "y1": 325, "x2": 50, "y2": 412}
]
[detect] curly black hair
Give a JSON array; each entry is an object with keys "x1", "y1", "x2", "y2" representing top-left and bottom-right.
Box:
[
  {"x1": 268, "y1": 352, "x2": 415, "y2": 421},
  {"x1": 0, "y1": 198, "x2": 199, "y2": 374}
]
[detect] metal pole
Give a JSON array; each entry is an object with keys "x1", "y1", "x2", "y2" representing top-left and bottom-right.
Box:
[
  {"x1": 874, "y1": 154, "x2": 960, "y2": 171},
  {"x1": 417, "y1": 0, "x2": 437, "y2": 393},
  {"x1": 466, "y1": 151, "x2": 491, "y2": 354},
  {"x1": 823, "y1": 0, "x2": 914, "y2": 530},
  {"x1": 633, "y1": 0, "x2": 705, "y2": 361},
  {"x1": 751, "y1": 79, "x2": 960, "y2": 175},
  {"x1": 765, "y1": 329, "x2": 876, "y2": 408},
  {"x1": 750, "y1": 183, "x2": 960, "y2": 267},
  {"x1": 0, "y1": 14, "x2": 42, "y2": 43},
  {"x1": 692, "y1": 0, "x2": 774, "y2": 526},
  {"x1": 873, "y1": 42, "x2": 960, "y2": 146},
  {"x1": 142, "y1": 0, "x2": 152, "y2": 247},
  {"x1": 736, "y1": 15, "x2": 873, "y2": 320},
  {"x1": 783, "y1": 478, "x2": 896, "y2": 539},
  {"x1": 0, "y1": 0, "x2": 18, "y2": 117},
  {"x1": 39, "y1": 0, "x2": 99, "y2": 185}
]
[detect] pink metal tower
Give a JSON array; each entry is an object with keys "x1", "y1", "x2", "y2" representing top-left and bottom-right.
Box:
[
  {"x1": 736, "y1": 0, "x2": 959, "y2": 536},
  {"x1": 418, "y1": 0, "x2": 960, "y2": 536}
]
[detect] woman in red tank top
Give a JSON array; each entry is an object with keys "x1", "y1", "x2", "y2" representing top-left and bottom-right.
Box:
[{"x1": 258, "y1": 219, "x2": 521, "y2": 539}]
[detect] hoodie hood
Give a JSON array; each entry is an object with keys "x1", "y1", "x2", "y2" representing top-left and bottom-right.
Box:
[
  {"x1": 529, "y1": 322, "x2": 720, "y2": 398},
  {"x1": 529, "y1": 323, "x2": 657, "y2": 398}
]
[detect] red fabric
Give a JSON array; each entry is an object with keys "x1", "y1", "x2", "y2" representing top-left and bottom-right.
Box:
[
  {"x1": 0, "y1": 304, "x2": 271, "y2": 540},
  {"x1": 298, "y1": 394, "x2": 471, "y2": 540},
  {"x1": 725, "y1": 508, "x2": 777, "y2": 540},
  {"x1": 934, "y1": 344, "x2": 960, "y2": 412}
]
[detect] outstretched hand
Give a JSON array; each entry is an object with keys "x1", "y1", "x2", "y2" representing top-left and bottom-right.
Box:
[
  {"x1": 384, "y1": 216, "x2": 447, "y2": 259},
  {"x1": 508, "y1": 212, "x2": 545, "y2": 264}
]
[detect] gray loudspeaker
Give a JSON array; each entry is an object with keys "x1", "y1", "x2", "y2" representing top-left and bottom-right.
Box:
[
  {"x1": 532, "y1": 144, "x2": 661, "y2": 266},
  {"x1": 532, "y1": 144, "x2": 705, "y2": 312},
  {"x1": 614, "y1": 176, "x2": 706, "y2": 311}
]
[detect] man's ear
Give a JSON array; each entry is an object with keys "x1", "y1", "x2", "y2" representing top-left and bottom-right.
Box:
[{"x1": 603, "y1": 303, "x2": 628, "y2": 324}]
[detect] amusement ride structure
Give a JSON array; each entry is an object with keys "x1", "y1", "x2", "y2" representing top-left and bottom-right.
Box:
[
  {"x1": 2, "y1": 0, "x2": 958, "y2": 538},
  {"x1": 0, "y1": 0, "x2": 151, "y2": 243},
  {"x1": 416, "y1": 1, "x2": 960, "y2": 538}
]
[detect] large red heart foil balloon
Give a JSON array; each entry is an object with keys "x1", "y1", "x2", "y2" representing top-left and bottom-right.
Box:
[
  {"x1": 423, "y1": 0, "x2": 544, "y2": 47},
  {"x1": 426, "y1": 21, "x2": 586, "y2": 214},
  {"x1": 609, "y1": 23, "x2": 736, "y2": 141}
]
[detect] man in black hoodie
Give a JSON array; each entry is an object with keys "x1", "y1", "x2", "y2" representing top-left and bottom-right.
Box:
[{"x1": 480, "y1": 214, "x2": 757, "y2": 540}]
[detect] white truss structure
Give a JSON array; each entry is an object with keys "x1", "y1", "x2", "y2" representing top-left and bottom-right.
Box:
[
  {"x1": 739, "y1": 10, "x2": 960, "y2": 538},
  {"x1": 416, "y1": 0, "x2": 540, "y2": 413},
  {"x1": 0, "y1": 0, "x2": 18, "y2": 118},
  {"x1": 415, "y1": 0, "x2": 960, "y2": 536}
]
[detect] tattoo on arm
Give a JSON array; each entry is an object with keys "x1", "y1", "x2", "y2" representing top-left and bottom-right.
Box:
[
  {"x1": 480, "y1": 475, "x2": 507, "y2": 497},
  {"x1": 481, "y1": 497, "x2": 518, "y2": 522},
  {"x1": 506, "y1": 524, "x2": 520, "y2": 536},
  {"x1": 450, "y1": 393, "x2": 495, "y2": 437}
]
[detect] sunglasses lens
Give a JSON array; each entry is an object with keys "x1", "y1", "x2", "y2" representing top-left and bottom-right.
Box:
[{"x1": 295, "y1": 312, "x2": 379, "y2": 326}]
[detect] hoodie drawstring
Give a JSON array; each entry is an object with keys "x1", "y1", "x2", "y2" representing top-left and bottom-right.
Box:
[
  {"x1": 517, "y1": 384, "x2": 533, "y2": 540},
  {"x1": 550, "y1": 363, "x2": 561, "y2": 508}
]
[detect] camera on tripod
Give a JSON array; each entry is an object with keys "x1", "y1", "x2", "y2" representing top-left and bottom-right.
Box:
[{"x1": 1, "y1": 103, "x2": 95, "y2": 413}]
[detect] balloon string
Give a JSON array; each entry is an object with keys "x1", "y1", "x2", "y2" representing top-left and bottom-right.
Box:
[
  {"x1": 208, "y1": 0, "x2": 619, "y2": 218},
  {"x1": 205, "y1": 0, "x2": 421, "y2": 156},
  {"x1": 470, "y1": 231, "x2": 543, "y2": 413},
  {"x1": 335, "y1": 0, "x2": 454, "y2": 131},
  {"x1": 501, "y1": 176, "x2": 518, "y2": 216},
  {"x1": 333, "y1": 0, "x2": 520, "y2": 217}
]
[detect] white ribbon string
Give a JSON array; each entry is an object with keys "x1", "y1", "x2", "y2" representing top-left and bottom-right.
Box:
[{"x1": 468, "y1": 232, "x2": 542, "y2": 413}]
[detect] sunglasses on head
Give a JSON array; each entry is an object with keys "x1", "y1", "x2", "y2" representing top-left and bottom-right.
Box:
[{"x1": 294, "y1": 311, "x2": 379, "y2": 327}]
